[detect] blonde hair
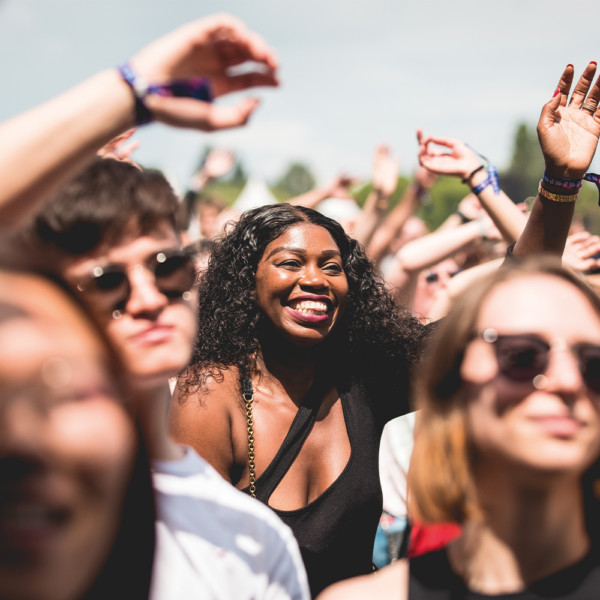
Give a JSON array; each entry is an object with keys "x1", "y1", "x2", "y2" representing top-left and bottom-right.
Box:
[{"x1": 408, "y1": 256, "x2": 600, "y2": 524}]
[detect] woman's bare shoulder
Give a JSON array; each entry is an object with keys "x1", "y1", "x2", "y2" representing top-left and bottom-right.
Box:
[
  {"x1": 316, "y1": 560, "x2": 409, "y2": 600},
  {"x1": 173, "y1": 364, "x2": 242, "y2": 407}
]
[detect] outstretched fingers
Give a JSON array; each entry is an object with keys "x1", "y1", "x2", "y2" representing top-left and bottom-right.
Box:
[{"x1": 568, "y1": 62, "x2": 597, "y2": 108}]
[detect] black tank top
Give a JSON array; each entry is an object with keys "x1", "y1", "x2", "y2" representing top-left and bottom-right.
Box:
[
  {"x1": 409, "y1": 547, "x2": 600, "y2": 599},
  {"x1": 243, "y1": 375, "x2": 386, "y2": 597}
]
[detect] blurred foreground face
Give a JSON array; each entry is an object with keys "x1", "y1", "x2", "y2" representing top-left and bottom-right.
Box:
[
  {"x1": 0, "y1": 273, "x2": 136, "y2": 600},
  {"x1": 461, "y1": 274, "x2": 600, "y2": 477}
]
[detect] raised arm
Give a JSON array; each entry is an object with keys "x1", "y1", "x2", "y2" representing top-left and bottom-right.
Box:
[
  {"x1": 0, "y1": 13, "x2": 278, "y2": 228},
  {"x1": 416, "y1": 129, "x2": 526, "y2": 244},
  {"x1": 366, "y1": 167, "x2": 436, "y2": 266},
  {"x1": 353, "y1": 145, "x2": 400, "y2": 247},
  {"x1": 514, "y1": 62, "x2": 600, "y2": 258}
]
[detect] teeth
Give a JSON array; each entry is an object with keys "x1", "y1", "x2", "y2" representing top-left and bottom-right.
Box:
[{"x1": 292, "y1": 300, "x2": 328, "y2": 315}]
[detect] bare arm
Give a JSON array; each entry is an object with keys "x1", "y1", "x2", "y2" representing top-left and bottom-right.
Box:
[
  {"x1": 353, "y1": 145, "x2": 400, "y2": 247},
  {"x1": 366, "y1": 167, "x2": 436, "y2": 265},
  {"x1": 416, "y1": 129, "x2": 526, "y2": 244},
  {"x1": 287, "y1": 174, "x2": 358, "y2": 209},
  {"x1": 0, "y1": 13, "x2": 278, "y2": 228},
  {"x1": 514, "y1": 62, "x2": 600, "y2": 258}
]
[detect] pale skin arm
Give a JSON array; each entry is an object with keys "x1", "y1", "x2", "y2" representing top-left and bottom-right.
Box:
[
  {"x1": 316, "y1": 560, "x2": 408, "y2": 600},
  {"x1": 353, "y1": 144, "x2": 400, "y2": 247},
  {"x1": 417, "y1": 129, "x2": 526, "y2": 244},
  {"x1": 287, "y1": 174, "x2": 358, "y2": 209},
  {"x1": 366, "y1": 167, "x2": 436, "y2": 266},
  {"x1": 514, "y1": 62, "x2": 600, "y2": 258},
  {"x1": 0, "y1": 13, "x2": 278, "y2": 228},
  {"x1": 427, "y1": 258, "x2": 503, "y2": 321}
]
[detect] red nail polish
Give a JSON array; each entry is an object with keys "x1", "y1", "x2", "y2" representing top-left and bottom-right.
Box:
[
  {"x1": 591, "y1": 61, "x2": 597, "y2": 66},
  {"x1": 553, "y1": 88, "x2": 560, "y2": 98},
  {"x1": 567, "y1": 63, "x2": 574, "y2": 68}
]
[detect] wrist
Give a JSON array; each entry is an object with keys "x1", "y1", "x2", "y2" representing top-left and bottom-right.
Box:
[{"x1": 461, "y1": 163, "x2": 485, "y2": 184}]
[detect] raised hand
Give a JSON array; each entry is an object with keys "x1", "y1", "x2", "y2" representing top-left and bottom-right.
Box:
[
  {"x1": 371, "y1": 145, "x2": 400, "y2": 196},
  {"x1": 416, "y1": 129, "x2": 481, "y2": 179},
  {"x1": 538, "y1": 62, "x2": 600, "y2": 179},
  {"x1": 97, "y1": 128, "x2": 141, "y2": 168},
  {"x1": 130, "y1": 14, "x2": 279, "y2": 131}
]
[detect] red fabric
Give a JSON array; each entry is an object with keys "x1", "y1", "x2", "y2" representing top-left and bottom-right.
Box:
[{"x1": 408, "y1": 522, "x2": 461, "y2": 558}]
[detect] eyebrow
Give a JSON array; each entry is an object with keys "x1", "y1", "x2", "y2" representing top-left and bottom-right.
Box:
[{"x1": 264, "y1": 246, "x2": 342, "y2": 261}]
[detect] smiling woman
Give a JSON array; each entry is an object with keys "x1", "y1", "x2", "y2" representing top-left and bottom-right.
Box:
[
  {"x1": 0, "y1": 267, "x2": 154, "y2": 600},
  {"x1": 170, "y1": 203, "x2": 431, "y2": 596}
]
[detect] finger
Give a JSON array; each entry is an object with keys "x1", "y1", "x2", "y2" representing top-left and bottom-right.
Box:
[
  {"x1": 148, "y1": 95, "x2": 261, "y2": 131},
  {"x1": 416, "y1": 129, "x2": 424, "y2": 145},
  {"x1": 568, "y1": 61, "x2": 596, "y2": 108},
  {"x1": 211, "y1": 71, "x2": 279, "y2": 96},
  {"x1": 553, "y1": 64, "x2": 574, "y2": 108},
  {"x1": 582, "y1": 62, "x2": 600, "y2": 115},
  {"x1": 212, "y1": 24, "x2": 279, "y2": 71}
]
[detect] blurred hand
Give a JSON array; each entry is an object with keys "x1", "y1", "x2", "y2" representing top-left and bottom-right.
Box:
[
  {"x1": 563, "y1": 230, "x2": 600, "y2": 272},
  {"x1": 327, "y1": 173, "x2": 360, "y2": 199},
  {"x1": 371, "y1": 144, "x2": 400, "y2": 196},
  {"x1": 201, "y1": 148, "x2": 235, "y2": 179},
  {"x1": 538, "y1": 62, "x2": 600, "y2": 179},
  {"x1": 130, "y1": 13, "x2": 279, "y2": 131},
  {"x1": 417, "y1": 129, "x2": 481, "y2": 179},
  {"x1": 97, "y1": 128, "x2": 141, "y2": 168}
]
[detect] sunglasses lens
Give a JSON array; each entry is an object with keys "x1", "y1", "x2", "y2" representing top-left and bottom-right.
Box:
[
  {"x1": 154, "y1": 253, "x2": 195, "y2": 297},
  {"x1": 93, "y1": 270, "x2": 127, "y2": 291},
  {"x1": 495, "y1": 336, "x2": 548, "y2": 382},
  {"x1": 580, "y1": 345, "x2": 600, "y2": 393}
]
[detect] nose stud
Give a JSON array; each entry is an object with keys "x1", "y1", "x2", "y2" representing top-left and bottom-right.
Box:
[
  {"x1": 533, "y1": 374, "x2": 548, "y2": 390},
  {"x1": 112, "y1": 310, "x2": 123, "y2": 320}
]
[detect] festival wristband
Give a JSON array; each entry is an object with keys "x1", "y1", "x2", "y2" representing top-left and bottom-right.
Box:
[{"x1": 118, "y1": 62, "x2": 214, "y2": 126}]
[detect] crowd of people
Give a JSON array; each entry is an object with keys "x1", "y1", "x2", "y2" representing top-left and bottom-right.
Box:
[{"x1": 2, "y1": 11, "x2": 600, "y2": 600}]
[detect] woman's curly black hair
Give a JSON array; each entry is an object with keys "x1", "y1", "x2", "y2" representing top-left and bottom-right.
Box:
[{"x1": 182, "y1": 204, "x2": 430, "y2": 403}]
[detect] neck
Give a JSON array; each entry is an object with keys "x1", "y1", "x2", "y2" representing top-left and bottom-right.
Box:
[
  {"x1": 449, "y1": 468, "x2": 589, "y2": 594},
  {"x1": 134, "y1": 380, "x2": 185, "y2": 462}
]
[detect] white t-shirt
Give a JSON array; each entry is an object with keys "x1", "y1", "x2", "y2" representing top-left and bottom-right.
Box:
[{"x1": 150, "y1": 447, "x2": 310, "y2": 600}]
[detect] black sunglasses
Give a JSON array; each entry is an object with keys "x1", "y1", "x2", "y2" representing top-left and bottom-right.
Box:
[
  {"x1": 76, "y1": 248, "x2": 196, "y2": 313},
  {"x1": 478, "y1": 328, "x2": 600, "y2": 393}
]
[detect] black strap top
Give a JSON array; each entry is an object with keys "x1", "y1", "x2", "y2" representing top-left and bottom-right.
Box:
[{"x1": 243, "y1": 375, "x2": 385, "y2": 597}]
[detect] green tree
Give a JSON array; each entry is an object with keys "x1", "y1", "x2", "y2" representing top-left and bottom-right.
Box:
[{"x1": 275, "y1": 162, "x2": 316, "y2": 197}]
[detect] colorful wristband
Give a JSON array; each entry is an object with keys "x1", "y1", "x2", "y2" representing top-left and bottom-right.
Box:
[
  {"x1": 117, "y1": 62, "x2": 154, "y2": 125},
  {"x1": 470, "y1": 165, "x2": 500, "y2": 195},
  {"x1": 542, "y1": 172, "x2": 583, "y2": 191}
]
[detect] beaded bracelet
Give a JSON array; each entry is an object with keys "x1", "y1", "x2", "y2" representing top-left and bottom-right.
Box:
[{"x1": 538, "y1": 183, "x2": 578, "y2": 203}]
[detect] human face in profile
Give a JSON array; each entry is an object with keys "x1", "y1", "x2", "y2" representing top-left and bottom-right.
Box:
[
  {"x1": 0, "y1": 273, "x2": 137, "y2": 600},
  {"x1": 461, "y1": 274, "x2": 600, "y2": 478},
  {"x1": 255, "y1": 223, "x2": 348, "y2": 348}
]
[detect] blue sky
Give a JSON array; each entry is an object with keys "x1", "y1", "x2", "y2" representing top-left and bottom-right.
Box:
[{"x1": 2, "y1": 0, "x2": 599, "y2": 192}]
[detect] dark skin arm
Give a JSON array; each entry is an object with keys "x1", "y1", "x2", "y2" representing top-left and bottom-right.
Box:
[{"x1": 514, "y1": 62, "x2": 600, "y2": 258}]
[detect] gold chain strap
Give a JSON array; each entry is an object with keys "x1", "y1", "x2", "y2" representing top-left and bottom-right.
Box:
[{"x1": 243, "y1": 389, "x2": 256, "y2": 498}]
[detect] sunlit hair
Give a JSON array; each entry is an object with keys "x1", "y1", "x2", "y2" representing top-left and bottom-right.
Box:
[
  {"x1": 23, "y1": 158, "x2": 179, "y2": 256},
  {"x1": 180, "y1": 203, "x2": 429, "y2": 402},
  {"x1": 408, "y1": 255, "x2": 600, "y2": 525}
]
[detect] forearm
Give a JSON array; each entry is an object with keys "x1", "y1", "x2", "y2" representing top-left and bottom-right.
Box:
[
  {"x1": 287, "y1": 187, "x2": 331, "y2": 209},
  {"x1": 352, "y1": 189, "x2": 388, "y2": 247},
  {"x1": 0, "y1": 69, "x2": 134, "y2": 227},
  {"x1": 396, "y1": 219, "x2": 485, "y2": 273},
  {"x1": 466, "y1": 168, "x2": 526, "y2": 243},
  {"x1": 366, "y1": 183, "x2": 423, "y2": 263},
  {"x1": 513, "y1": 193, "x2": 575, "y2": 258}
]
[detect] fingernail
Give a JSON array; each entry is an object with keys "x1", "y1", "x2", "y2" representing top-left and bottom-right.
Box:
[
  {"x1": 591, "y1": 61, "x2": 598, "y2": 66},
  {"x1": 553, "y1": 88, "x2": 560, "y2": 98},
  {"x1": 567, "y1": 63, "x2": 574, "y2": 68}
]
